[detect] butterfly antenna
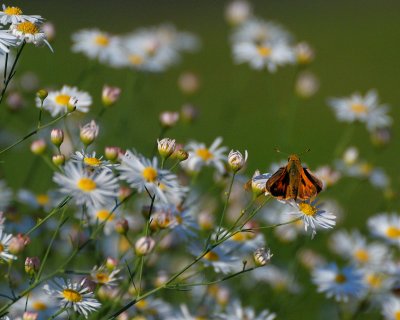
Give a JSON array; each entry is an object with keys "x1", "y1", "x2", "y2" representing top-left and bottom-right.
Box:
[
  {"x1": 299, "y1": 148, "x2": 311, "y2": 156},
  {"x1": 274, "y1": 147, "x2": 289, "y2": 156}
]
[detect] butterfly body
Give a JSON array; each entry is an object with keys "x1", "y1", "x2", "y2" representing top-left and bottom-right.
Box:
[{"x1": 266, "y1": 154, "x2": 322, "y2": 200}]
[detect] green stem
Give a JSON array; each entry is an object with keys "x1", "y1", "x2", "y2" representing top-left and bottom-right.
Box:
[
  {"x1": 0, "y1": 110, "x2": 73, "y2": 156},
  {"x1": 216, "y1": 172, "x2": 236, "y2": 240}
]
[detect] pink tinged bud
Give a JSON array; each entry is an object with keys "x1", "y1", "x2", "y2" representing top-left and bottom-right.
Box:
[
  {"x1": 181, "y1": 103, "x2": 199, "y2": 123},
  {"x1": 25, "y1": 256, "x2": 40, "y2": 275},
  {"x1": 159, "y1": 111, "x2": 179, "y2": 128},
  {"x1": 9, "y1": 234, "x2": 30, "y2": 254},
  {"x1": 105, "y1": 146, "x2": 120, "y2": 161},
  {"x1": 80, "y1": 120, "x2": 99, "y2": 146},
  {"x1": 157, "y1": 138, "x2": 176, "y2": 159},
  {"x1": 102, "y1": 85, "x2": 121, "y2": 107},
  {"x1": 118, "y1": 186, "x2": 132, "y2": 201},
  {"x1": 30, "y1": 139, "x2": 47, "y2": 155},
  {"x1": 135, "y1": 236, "x2": 155, "y2": 256},
  {"x1": 6, "y1": 91, "x2": 25, "y2": 111},
  {"x1": 106, "y1": 257, "x2": 118, "y2": 270},
  {"x1": 42, "y1": 22, "x2": 55, "y2": 41},
  {"x1": 23, "y1": 311, "x2": 39, "y2": 320},
  {"x1": 115, "y1": 218, "x2": 129, "y2": 235},
  {"x1": 50, "y1": 128, "x2": 64, "y2": 147}
]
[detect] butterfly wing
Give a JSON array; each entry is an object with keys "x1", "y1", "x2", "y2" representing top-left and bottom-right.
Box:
[
  {"x1": 265, "y1": 167, "x2": 291, "y2": 200},
  {"x1": 297, "y1": 167, "x2": 323, "y2": 200}
]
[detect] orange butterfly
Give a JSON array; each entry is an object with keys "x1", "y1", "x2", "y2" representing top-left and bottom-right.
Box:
[{"x1": 266, "y1": 154, "x2": 323, "y2": 201}]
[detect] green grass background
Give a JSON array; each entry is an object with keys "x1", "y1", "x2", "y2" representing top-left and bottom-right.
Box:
[{"x1": 1, "y1": 1, "x2": 400, "y2": 318}]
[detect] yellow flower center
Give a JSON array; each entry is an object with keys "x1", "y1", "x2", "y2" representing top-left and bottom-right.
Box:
[
  {"x1": 366, "y1": 273, "x2": 382, "y2": 288},
  {"x1": 62, "y1": 289, "x2": 82, "y2": 302},
  {"x1": 231, "y1": 231, "x2": 251, "y2": 242},
  {"x1": 354, "y1": 249, "x2": 369, "y2": 263},
  {"x1": 77, "y1": 178, "x2": 96, "y2": 192},
  {"x1": 94, "y1": 34, "x2": 109, "y2": 46},
  {"x1": 196, "y1": 148, "x2": 213, "y2": 161},
  {"x1": 351, "y1": 103, "x2": 368, "y2": 115},
  {"x1": 136, "y1": 299, "x2": 148, "y2": 309},
  {"x1": 16, "y1": 21, "x2": 38, "y2": 34},
  {"x1": 142, "y1": 167, "x2": 157, "y2": 182},
  {"x1": 95, "y1": 272, "x2": 110, "y2": 284},
  {"x1": 4, "y1": 6, "x2": 22, "y2": 15},
  {"x1": 360, "y1": 162, "x2": 372, "y2": 175},
  {"x1": 32, "y1": 301, "x2": 48, "y2": 310},
  {"x1": 395, "y1": 311, "x2": 400, "y2": 320},
  {"x1": 298, "y1": 203, "x2": 317, "y2": 216},
  {"x1": 335, "y1": 273, "x2": 347, "y2": 283},
  {"x1": 36, "y1": 194, "x2": 49, "y2": 206},
  {"x1": 84, "y1": 157, "x2": 102, "y2": 167},
  {"x1": 204, "y1": 251, "x2": 219, "y2": 261},
  {"x1": 129, "y1": 54, "x2": 144, "y2": 65},
  {"x1": 257, "y1": 45, "x2": 272, "y2": 57},
  {"x1": 96, "y1": 209, "x2": 114, "y2": 221},
  {"x1": 175, "y1": 215, "x2": 183, "y2": 224},
  {"x1": 386, "y1": 226, "x2": 400, "y2": 238},
  {"x1": 55, "y1": 94, "x2": 71, "y2": 106},
  {"x1": 0, "y1": 243, "x2": 4, "y2": 252}
]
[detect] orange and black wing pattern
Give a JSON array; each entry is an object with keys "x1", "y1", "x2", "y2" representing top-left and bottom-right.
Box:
[
  {"x1": 297, "y1": 167, "x2": 323, "y2": 200},
  {"x1": 265, "y1": 167, "x2": 290, "y2": 200}
]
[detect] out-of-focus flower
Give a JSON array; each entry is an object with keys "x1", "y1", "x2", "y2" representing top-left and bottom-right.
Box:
[
  {"x1": 314, "y1": 165, "x2": 341, "y2": 189},
  {"x1": 36, "y1": 85, "x2": 92, "y2": 117},
  {"x1": 102, "y1": 85, "x2": 121, "y2": 107},
  {"x1": 0, "y1": 229, "x2": 17, "y2": 262},
  {"x1": 382, "y1": 296, "x2": 400, "y2": 320},
  {"x1": 30, "y1": 139, "x2": 46, "y2": 155},
  {"x1": 90, "y1": 264, "x2": 121, "y2": 288},
  {"x1": 225, "y1": 0, "x2": 253, "y2": 26},
  {"x1": 294, "y1": 42, "x2": 314, "y2": 65},
  {"x1": 216, "y1": 299, "x2": 276, "y2": 320},
  {"x1": 178, "y1": 72, "x2": 200, "y2": 94},
  {"x1": 42, "y1": 21, "x2": 55, "y2": 41},
  {"x1": 295, "y1": 71, "x2": 319, "y2": 98},
  {"x1": 180, "y1": 103, "x2": 199, "y2": 123},
  {"x1": 312, "y1": 263, "x2": 366, "y2": 302},
  {"x1": 9, "y1": 233, "x2": 30, "y2": 254},
  {"x1": 80, "y1": 120, "x2": 99, "y2": 146},
  {"x1": 160, "y1": 111, "x2": 179, "y2": 128},
  {"x1": 135, "y1": 236, "x2": 155, "y2": 256},
  {"x1": 25, "y1": 256, "x2": 40, "y2": 275},
  {"x1": 6, "y1": 91, "x2": 25, "y2": 111},
  {"x1": 368, "y1": 213, "x2": 400, "y2": 247}
]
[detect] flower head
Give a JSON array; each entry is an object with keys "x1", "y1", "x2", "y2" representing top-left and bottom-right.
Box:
[{"x1": 0, "y1": 5, "x2": 42, "y2": 25}]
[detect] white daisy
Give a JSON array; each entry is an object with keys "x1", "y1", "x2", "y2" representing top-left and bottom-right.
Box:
[
  {"x1": 225, "y1": 0, "x2": 253, "y2": 26},
  {"x1": 43, "y1": 278, "x2": 101, "y2": 319},
  {"x1": 0, "y1": 30, "x2": 17, "y2": 53},
  {"x1": 134, "y1": 297, "x2": 173, "y2": 319},
  {"x1": 382, "y1": 296, "x2": 400, "y2": 320},
  {"x1": 287, "y1": 199, "x2": 336, "y2": 238},
  {"x1": 252, "y1": 264, "x2": 300, "y2": 293},
  {"x1": 90, "y1": 264, "x2": 121, "y2": 288},
  {"x1": 53, "y1": 161, "x2": 119, "y2": 207},
  {"x1": 86, "y1": 203, "x2": 120, "y2": 235},
  {"x1": 219, "y1": 229, "x2": 266, "y2": 255},
  {"x1": 314, "y1": 165, "x2": 341, "y2": 189},
  {"x1": 216, "y1": 299, "x2": 276, "y2": 320},
  {"x1": 71, "y1": 29, "x2": 123, "y2": 65},
  {"x1": 368, "y1": 213, "x2": 400, "y2": 247},
  {"x1": 233, "y1": 40, "x2": 295, "y2": 72},
  {"x1": 71, "y1": 150, "x2": 116, "y2": 172},
  {"x1": 36, "y1": 85, "x2": 92, "y2": 117},
  {"x1": 117, "y1": 150, "x2": 186, "y2": 205},
  {"x1": 17, "y1": 189, "x2": 57, "y2": 211},
  {"x1": 183, "y1": 137, "x2": 227, "y2": 174},
  {"x1": 155, "y1": 24, "x2": 200, "y2": 52},
  {"x1": 165, "y1": 304, "x2": 202, "y2": 320},
  {"x1": 10, "y1": 21, "x2": 52, "y2": 50},
  {"x1": 328, "y1": 90, "x2": 392, "y2": 131},
  {"x1": 0, "y1": 180, "x2": 12, "y2": 211},
  {"x1": 8, "y1": 289, "x2": 57, "y2": 318},
  {"x1": 0, "y1": 5, "x2": 42, "y2": 25},
  {"x1": 330, "y1": 230, "x2": 391, "y2": 270},
  {"x1": 312, "y1": 263, "x2": 366, "y2": 302},
  {"x1": 0, "y1": 229, "x2": 17, "y2": 262}
]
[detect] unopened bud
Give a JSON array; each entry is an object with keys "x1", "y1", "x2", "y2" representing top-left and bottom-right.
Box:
[
  {"x1": 295, "y1": 71, "x2": 319, "y2": 98},
  {"x1": 23, "y1": 312, "x2": 38, "y2": 320},
  {"x1": 157, "y1": 138, "x2": 176, "y2": 159},
  {"x1": 178, "y1": 72, "x2": 200, "y2": 94},
  {"x1": 135, "y1": 236, "x2": 155, "y2": 256},
  {"x1": 225, "y1": 0, "x2": 252, "y2": 26},
  {"x1": 36, "y1": 89, "x2": 48, "y2": 101},
  {"x1": 159, "y1": 111, "x2": 179, "y2": 128},
  {"x1": 50, "y1": 128, "x2": 64, "y2": 147},
  {"x1": 118, "y1": 187, "x2": 132, "y2": 202},
  {"x1": 171, "y1": 149, "x2": 189, "y2": 162},
  {"x1": 105, "y1": 146, "x2": 120, "y2": 161},
  {"x1": 251, "y1": 170, "x2": 269, "y2": 198},
  {"x1": 9, "y1": 234, "x2": 30, "y2": 254},
  {"x1": 228, "y1": 150, "x2": 248, "y2": 172},
  {"x1": 198, "y1": 211, "x2": 214, "y2": 230},
  {"x1": 295, "y1": 42, "x2": 314, "y2": 65},
  {"x1": 181, "y1": 104, "x2": 199, "y2": 123},
  {"x1": 371, "y1": 127, "x2": 391, "y2": 147},
  {"x1": 106, "y1": 257, "x2": 118, "y2": 271},
  {"x1": 253, "y1": 247, "x2": 273, "y2": 267},
  {"x1": 343, "y1": 147, "x2": 358, "y2": 165},
  {"x1": 102, "y1": 85, "x2": 121, "y2": 107},
  {"x1": 25, "y1": 257, "x2": 40, "y2": 275},
  {"x1": 30, "y1": 139, "x2": 46, "y2": 155},
  {"x1": 67, "y1": 96, "x2": 78, "y2": 112},
  {"x1": 80, "y1": 120, "x2": 99, "y2": 146},
  {"x1": 52, "y1": 154, "x2": 65, "y2": 166},
  {"x1": 115, "y1": 218, "x2": 129, "y2": 235}
]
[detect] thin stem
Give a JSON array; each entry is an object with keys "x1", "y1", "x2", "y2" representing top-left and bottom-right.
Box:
[
  {"x1": 0, "y1": 110, "x2": 73, "y2": 156},
  {"x1": 3, "y1": 52, "x2": 8, "y2": 84},
  {"x1": 37, "y1": 99, "x2": 44, "y2": 128},
  {"x1": 216, "y1": 172, "x2": 236, "y2": 240}
]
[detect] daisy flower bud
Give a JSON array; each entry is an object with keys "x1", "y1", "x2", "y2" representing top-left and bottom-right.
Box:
[
  {"x1": 178, "y1": 72, "x2": 200, "y2": 94},
  {"x1": 295, "y1": 42, "x2": 315, "y2": 65},
  {"x1": 181, "y1": 103, "x2": 199, "y2": 123},
  {"x1": 198, "y1": 211, "x2": 214, "y2": 230},
  {"x1": 118, "y1": 186, "x2": 132, "y2": 202},
  {"x1": 80, "y1": 120, "x2": 99, "y2": 146},
  {"x1": 171, "y1": 148, "x2": 189, "y2": 162},
  {"x1": 115, "y1": 218, "x2": 129, "y2": 235},
  {"x1": 228, "y1": 150, "x2": 248, "y2": 172},
  {"x1": 253, "y1": 247, "x2": 273, "y2": 267},
  {"x1": 42, "y1": 22, "x2": 55, "y2": 41},
  {"x1": 157, "y1": 138, "x2": 176, "y2": 160},
  {"x1": 343, "y1": 147, "x2": 358, "y2": 165},
  {"x1": 67, "y1": 96, "x2": 78, "y2": 112},
  {"x1": 105, "y1": 146, "x2": 120, "y2": 161},
  {"x1": 30, "y1": 139, "x2": 46, "y2": 155},
  {"x1": 295, "y1": 71, "x2": 319, "y2": 98},
  {"x1": 102, "y1": 85, "x2": 121, "y2": 107},
  {"x1": 135, "y1": 236, "x2": 155, "y2": 256},
  {"x1": 36, "y1": 89, "x2": 48, "y2": 101},
  {"x1": 7, "y1": 91, "x2": 25, "y2": 111},
  {"x1": 23, "y1": 312, "x2": 38, "y2": 320},
  {"x1": 9, "y1": 234, "x2": 30, "y2": 254},
  {"x1": 50, "y1": 128, "x2": 64, "y2": 147},
  {"x1": 52, "y1": 154, "x2": 65, "y2": 166},
  {"x1": 225, "y1": 0, "x2": 252, "y2": 26},
  {"x1": 25, "y1": 256, "x2": 40, "y2": 275},
  {"x1": 159, "y1": 111, "x2": 179, "y2": 128},
  {"x1": 106, "y1": 257, "x2": 118, "y2": 271}
]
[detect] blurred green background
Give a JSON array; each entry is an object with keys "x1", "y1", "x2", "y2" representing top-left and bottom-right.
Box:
[{"x1": 1, "y1": 1, "x2": 400, "y2": 318}]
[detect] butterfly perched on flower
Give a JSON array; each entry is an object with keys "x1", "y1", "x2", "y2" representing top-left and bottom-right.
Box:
[{"x1": 266, "y1": 154, "x2": 323, "y2": 200}]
